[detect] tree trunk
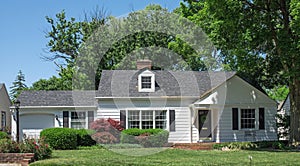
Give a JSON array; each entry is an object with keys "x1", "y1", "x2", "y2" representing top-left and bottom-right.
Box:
[{"x1": 289, "y1": 77, "x2": 300, "y2": 145}]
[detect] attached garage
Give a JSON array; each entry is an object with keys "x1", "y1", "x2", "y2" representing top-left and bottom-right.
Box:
[{"x1": 20, "y1": 114, "x2": 55, "y2": 139}]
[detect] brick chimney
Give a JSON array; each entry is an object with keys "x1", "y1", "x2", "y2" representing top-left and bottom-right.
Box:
[{"x1": 136, "y1": 59, "x2": 152, "y2": 70}]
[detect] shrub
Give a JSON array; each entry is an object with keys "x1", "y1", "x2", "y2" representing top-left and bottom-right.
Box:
[
  {"x1": 91, "y1": 132, "x2": 118, "y2": 144},
  {"x1": 0, "y1": 131, "x2": 9, "y2": 139},
  {"x1": 121, "y1": 128, "x2": 169, "y2": 147},
  {"x1": 74, "y1": 129, "x2": 96, "y2": 146},
  {"x1": 40, "y1": 128, "x2": 77, "y2": 150},
  {"x1": 0, "y1": 139, "x2": 19, "y2": 153},
  {"x1": 213, "y1": 142, "x2": 257, "y2": 150},
  {"x1": 90, "y1": 119, "x2": 122, "y2": 144},
  {"x1": 0, "y1": 138, "x2": 52, "y2": 161},
  {"x1": 254, "y1": 140, "x2": 289, "y2": 150},
  {"x1": 102, "y1": 143, "x2": 143, "y2": 149},
  {"x1": 20, "y1": 137, "x2": 52, "y2": 160}
]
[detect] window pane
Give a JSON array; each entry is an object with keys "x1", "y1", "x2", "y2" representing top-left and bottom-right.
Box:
[
  {"x1": 71, "y1": 111, "x2": 86, "y2": 129},
  {"x1": 142, "y1": 111, "x2": 153, "y2": 129},
  {"x1": 155, "y1": 110, "x2": 167, "y2": 129},
  {"x1": 128, "y1": 111, "x2": 140, "y2": 128},
  {"x1": 240, "y1": 109, "x2": 255, "y2": 129},
  {"x1": 141, "y1": 76, "x2": 152, "y2": 89}
]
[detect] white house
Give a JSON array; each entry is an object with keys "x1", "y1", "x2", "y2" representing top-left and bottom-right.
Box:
[
  {"x1": 0, "y1": 83, "x2": 12, "y2": 132},
  {"x1": 12, "y1": 61, "x2": 278, "y2": 143}
]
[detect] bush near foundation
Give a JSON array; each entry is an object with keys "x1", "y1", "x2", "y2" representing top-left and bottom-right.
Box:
[
  {"x1": 0, "y1": 138, "x2": 52, "y2": 161},
  {"x1": 121, "y1": 128, "x2": 169, "y2": 147},
  {"x1": 90, "y1": 118, "x2": 124, "y2": 144},
  {"x1": 40, "y1": 128, "x2": 77, "y2": 150}
]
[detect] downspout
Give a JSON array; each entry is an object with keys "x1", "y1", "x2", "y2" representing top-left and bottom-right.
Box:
[{"x1": 189, "y1": 104, "x2": 195, "y2": 143}]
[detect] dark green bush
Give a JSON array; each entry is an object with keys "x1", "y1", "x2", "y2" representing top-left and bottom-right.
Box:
[
  {"x1": 40, "y1": 128, "x2": 77, "y2": 150},
  {"x1": 0, "y1": 131, "x2": 8, "y2": 139},
  {"x1": 255, "y1": 140, "x2": 289, "y2": 150},
  {"x1": 121, "y1": 128, "x2": 169, "y2": 147},
  {"x1": 74, "y1": 129, "x2": 96, "y2": 146}
]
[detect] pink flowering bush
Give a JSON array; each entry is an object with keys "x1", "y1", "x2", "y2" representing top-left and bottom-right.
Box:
[
  {"x1": 0, "y1": 137, "x2": 52, "y2": 161},
  {"x1": 90, "y1": 118, "x2": 124, "y2": 144}
]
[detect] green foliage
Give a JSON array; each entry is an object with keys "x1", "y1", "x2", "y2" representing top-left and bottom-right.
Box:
[
  {"x1": 120, "y1": 129, "x2": 169, "y2": 147},
  {"x1": 40, "y1": 128, "x2": 77, "y2": 150},
  {"x1": 10, "y1": 70, "x2": 27, "y2": 101},
  {"x1": 0, "y1": 138, "x2": 52, "y2": 161},
  {"x1": 30, "y1": 148, "x2": 300, "y2": 166},
  {"x1": 266, "y1": 85, "x2": 289, "y2": 102},
  {"x1": 102, "y1": 143, "x2": 143, "y2": 149},
  {"x1": 213, "y1": 142, "x2": 257, "y2": 150},
  {"x1": 0, "y1": 131, "x2": 9, "y2": 139},
  {"x1": 180, "y1": 0, "x2": 300, "y2": 144},
  {"x1": 30, "y1": 64, "x2": 74, "y2": 90},
  {"x1": 0, "y1": 139, "x2": 19, "y2": 153},
  {"x1": 74, "y1": 129, "x2": 96, "y2": 146},
  {"x1": 213, "y1": 141, "x2": 290, "y2": 150},
  {"x1": 20, "y1": 137, "x2": 52, "y2": 160}
]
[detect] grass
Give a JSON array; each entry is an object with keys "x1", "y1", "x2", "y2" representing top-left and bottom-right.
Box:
[{"x1": 30, "y1": 146, "x2": 300, "y2": 166}]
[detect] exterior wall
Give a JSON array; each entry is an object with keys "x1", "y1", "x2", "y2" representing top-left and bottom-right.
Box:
[
  {"x1": 195, "y1": 76, "x2": 278, "y2": 142},
  {"x1": 0, "y1": 85, "x2": 11, "y2": 132},
  {"x1": 11, "y1": 107, "x2": 96, "y2": 140},
  {"x1": 98, "y1": 98, "x2": 197, "y2": 143}
]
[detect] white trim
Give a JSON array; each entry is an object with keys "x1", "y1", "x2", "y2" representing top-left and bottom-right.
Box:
[
  {"x1": 238, "y1": 107, "x2": 260, "y2": 131},
  {"x1": 125, "y1": 108, "x2": 169, "y2": 131},
  {"x1": 10, "y1": 106, "x2": 97, "y2": 109},
  {"x1": 138, "y1": 70, "x2": 155, "y2": 92},
  {"x1": 96, "y1": 96, "x2": 199, "y2": 99}
]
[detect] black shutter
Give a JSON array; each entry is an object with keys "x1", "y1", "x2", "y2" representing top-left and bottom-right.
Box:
[
  {"x1": 169, "y1": 110, "x2": 175, "y2": 132},
  {"x1": 259, "y1": 108, "x2": 265, "y2": 129},
  {"x1": 232, "y1": 108, "x2": 239, "y2": 130},
  {"x1": 120, "y1": 110, "x2": 126, "y2": 129},
  {"x1": 63, "y1": 111, "x2": 69, "y2": 128},
  {"x1": 88, "y1": 111, "x2": 94, "y2": 129}
]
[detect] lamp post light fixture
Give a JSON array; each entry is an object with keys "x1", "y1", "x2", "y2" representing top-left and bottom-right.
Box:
[{"x1": 14, "y1": 100, "x2": 20, "y2": 142}]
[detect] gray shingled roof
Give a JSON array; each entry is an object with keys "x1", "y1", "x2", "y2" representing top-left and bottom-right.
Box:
[
  {"x1": 18, "y1": 90, "x2": 97, "y2": 107},
  {"x1": 97, "y1": 70, "x2": 236, "y2": 97}
]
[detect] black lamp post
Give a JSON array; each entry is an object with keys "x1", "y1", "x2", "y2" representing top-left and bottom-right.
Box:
[{"x1": 14, "y1": 100, "x2": 20, "y2": 142}]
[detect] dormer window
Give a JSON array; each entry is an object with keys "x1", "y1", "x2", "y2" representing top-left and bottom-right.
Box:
[{"x1": 138, "y1": 70, "x2": 155, "y2": 92}]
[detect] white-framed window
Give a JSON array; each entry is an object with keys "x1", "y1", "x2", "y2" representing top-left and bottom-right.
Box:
[
  {"x1": 138, "y1": 70, "x2": 155, "y2": 92},
  {"x1": 127, "y1": 110, "x2": 167, "y2": 129},
  {"x1": 240, "y1": 109, "x2": 255, "y2": 129},
  {"x1": 71, "y1": 111, "x2": 86, "y2": 129}
]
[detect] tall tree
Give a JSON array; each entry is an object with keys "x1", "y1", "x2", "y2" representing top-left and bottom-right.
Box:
[
  {"x1": 10, "y1": 70, "x2": 27, "y2": 101},
  {"x1": 45, "y1": 5, "x2": 214, "y2": 90},
  {"x1": 181, "y1": 0, "x2": 300, "y2": 144}
]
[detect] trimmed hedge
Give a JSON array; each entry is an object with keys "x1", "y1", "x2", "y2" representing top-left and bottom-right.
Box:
[
  {"x1": 40, "y1": 128, "x2": 96, "y2": 150},
  {"x1": 40, "y1": 128, "x2": 77, "y2": 150},
  {"x1": 121, "y1": 128, "x2": 169, "y2": 147},
  {"x1": 74, "y1": 129, "x2": 96, "y2": 146}
]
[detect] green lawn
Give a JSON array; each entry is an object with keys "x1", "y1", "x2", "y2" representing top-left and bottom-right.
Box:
[{"x1": 30, "y1": 147, "x2": 300, "y2": 166}]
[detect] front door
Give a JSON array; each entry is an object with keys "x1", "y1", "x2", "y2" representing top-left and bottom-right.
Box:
[{"x1": 198, "y1": 110, "x2": 211, "y2": 139}]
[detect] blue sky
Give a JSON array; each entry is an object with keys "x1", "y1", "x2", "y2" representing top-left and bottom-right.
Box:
[{"x1": 0, "y1": 0, "x2": 182, "y2": 92}]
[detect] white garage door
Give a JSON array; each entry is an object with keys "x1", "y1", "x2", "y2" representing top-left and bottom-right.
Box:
[{"x1": 20, "y1": 114, "x2": 55, "y2": 139}]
